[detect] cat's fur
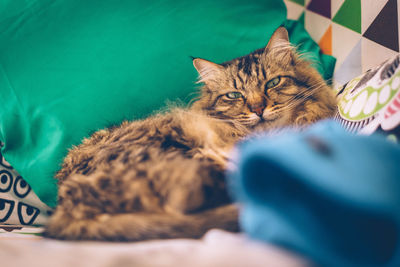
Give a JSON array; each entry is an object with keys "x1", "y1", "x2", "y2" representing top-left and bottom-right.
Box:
[{"x1": 44, "y1": 28, "x2": 336, "y2": 241}]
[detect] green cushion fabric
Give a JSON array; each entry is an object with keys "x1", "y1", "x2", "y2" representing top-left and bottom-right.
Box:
[{"x1": 0, "y1": 0, "x2": 334, "y2": 208}]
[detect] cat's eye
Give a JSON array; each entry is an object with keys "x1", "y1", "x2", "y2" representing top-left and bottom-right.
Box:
[
  {"x1": 265, "y1": 77, "x2": 281, "y2": 90},
  {"x1": 226, "y1": 92, "x2": 243, "y2": 99}
]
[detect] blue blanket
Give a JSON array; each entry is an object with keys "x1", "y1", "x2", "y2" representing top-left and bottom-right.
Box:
[{"x1": 229, "y1": 121, "x2": 400, "y2": 267}]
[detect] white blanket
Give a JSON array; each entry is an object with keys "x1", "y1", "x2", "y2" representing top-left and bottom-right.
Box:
[{"x1": 0, "y1": 228, "x2": 307, "y2": 267}]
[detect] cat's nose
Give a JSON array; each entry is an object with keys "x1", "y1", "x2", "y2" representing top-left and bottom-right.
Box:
[{"x1": 250, "y1": 105, "x2": 265, "y2": 117}]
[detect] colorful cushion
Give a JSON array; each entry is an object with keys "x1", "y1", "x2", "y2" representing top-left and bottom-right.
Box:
[{"x1": 335, "y1": 54, "x2": 400, "y2": 141}]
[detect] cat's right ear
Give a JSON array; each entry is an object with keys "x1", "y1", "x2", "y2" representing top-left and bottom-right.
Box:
[
  {"x1": 265, "y1": 27, "x2": 290, "y2": 53},
  {"x1": 192, "y1": 58, "x2": 224, "y2": 83}
]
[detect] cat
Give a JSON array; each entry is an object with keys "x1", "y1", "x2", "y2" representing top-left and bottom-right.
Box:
[{"x1": 43, "y1": 27, "x2": 337, "y2": 241}]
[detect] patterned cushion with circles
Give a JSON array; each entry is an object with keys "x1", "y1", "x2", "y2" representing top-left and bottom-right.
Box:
[{"x1": 0, "y1": 143, "x2": 52, "y2": 227}]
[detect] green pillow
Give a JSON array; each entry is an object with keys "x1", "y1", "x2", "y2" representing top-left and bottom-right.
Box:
[{"x1": 0, "y1": 0, "x2": 333, "y2": 208}]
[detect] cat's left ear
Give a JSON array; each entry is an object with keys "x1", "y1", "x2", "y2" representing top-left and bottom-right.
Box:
[
  {"x1": 265, "y1": 27, "x2": 290, "y2": 53},
  {"x1": 193, "y1": 58, "x2": 224, "y2": 83}
]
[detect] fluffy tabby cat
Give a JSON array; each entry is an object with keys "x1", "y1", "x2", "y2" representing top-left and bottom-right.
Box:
[{"x1": 44, "y1": 27, "x2": 336, "y2": 241}]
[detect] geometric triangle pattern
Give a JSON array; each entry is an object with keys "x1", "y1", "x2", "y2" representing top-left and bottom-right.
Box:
[
  {"x1": 306, "y1": 10, "x2": 331, "y2": 42},
  {"x1": 332, "y1": 23, "x2": 362, "y2": 69},
  {"x1": 361, "y1": 0, "x2": 389, "y2": 33},
  {"x1": 285, "y1": 0, "x2": 306, "y2": 20},
  {"x1": 331, "y1": 0, "x2": 345, "y2": 18},
  {"x1": 332, "y1": 0, "x2": 361, "y2": 33},
  {"x1": 363, "y1": 0, "x2": 399, "y2": 52},
  {"x1": 333, "y1": 39, "x2": 362, "y2": 85},
  {"x1": 284, "y1": 0, "x2": 400, "y2": 89},
  {"x1": 319, "y1": 25, "x2": 333, "y2": 55},
  {"x1": 307, "y1": 0, "x2": 331, "y2": 19}
]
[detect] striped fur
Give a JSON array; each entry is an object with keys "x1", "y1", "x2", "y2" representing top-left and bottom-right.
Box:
[
  {"x1": 44, "y1": 27, "x2": 337, "y2": 241},
  {"x1": 192, "y1": 28, "x2": 336, "y2": 131}
]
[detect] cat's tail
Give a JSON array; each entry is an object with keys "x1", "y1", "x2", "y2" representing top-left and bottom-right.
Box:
[{"x1": 43, "y1": 204, "x2": 239, "y2": 241}]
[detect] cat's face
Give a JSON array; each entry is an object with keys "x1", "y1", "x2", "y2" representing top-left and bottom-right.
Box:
[{"x1": 192, "y1": 27, "x2": 334, "y2": 130}]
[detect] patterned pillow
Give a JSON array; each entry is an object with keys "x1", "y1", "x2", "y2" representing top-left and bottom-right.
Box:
[
  {"x1": 0, "y1": 145, "x2": 51, "y2": 227},
  {"x1": 335, "y1": 54, "x2": 400, "y2": 141}
]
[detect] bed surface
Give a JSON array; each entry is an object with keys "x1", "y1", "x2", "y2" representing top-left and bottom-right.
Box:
[{"x1": 0, "y1": 228, "x2": 307, "y2": 267}]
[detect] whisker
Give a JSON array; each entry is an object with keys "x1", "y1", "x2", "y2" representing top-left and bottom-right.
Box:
[{"x1": 268, "y1": 81, "x2": 329, "y2": 115}]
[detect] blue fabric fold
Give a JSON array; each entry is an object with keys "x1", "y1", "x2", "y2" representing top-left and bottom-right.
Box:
[{"x1": 229, "y1": 121, "x2": 400, "y2": 267}]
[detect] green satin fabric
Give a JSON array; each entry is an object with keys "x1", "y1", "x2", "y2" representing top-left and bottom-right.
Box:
[{"x1": 0, "y1": 0, "x2": 333, "y2": 207}]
